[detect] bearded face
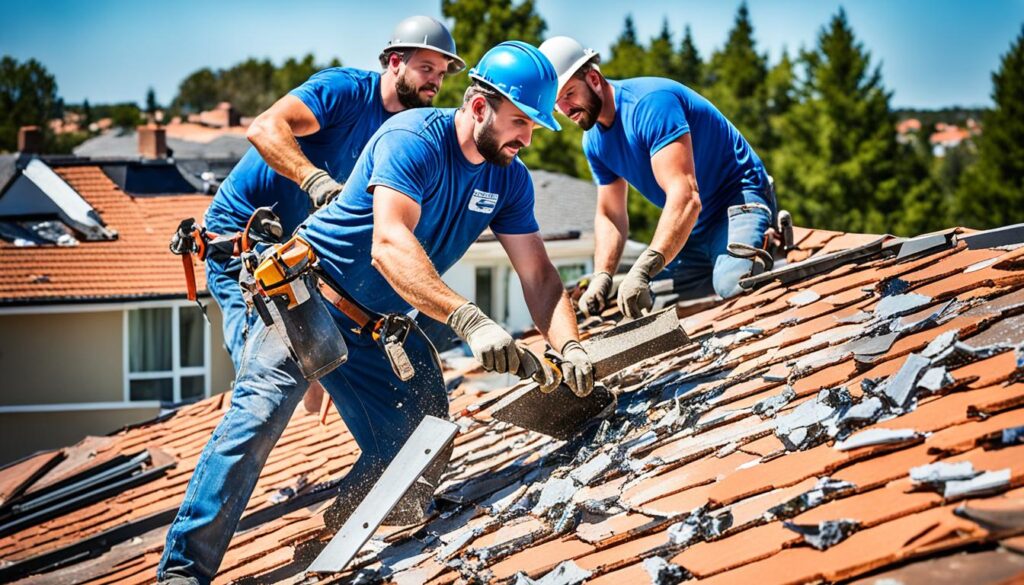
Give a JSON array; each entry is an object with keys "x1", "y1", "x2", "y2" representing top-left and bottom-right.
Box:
[
  {"x1": 563, "y1": 80, "x2": 603, "y2": 131},
  {"x1": 395, "y1": 67, "x2": 439, "y2": 108},
  {"x1": 473, "y1": 108, "x2": 526, "y2": 167}
]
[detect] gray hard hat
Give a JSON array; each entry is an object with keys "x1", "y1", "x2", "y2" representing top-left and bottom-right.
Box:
[
  {"x1": 539, "y1": 36, "x2": 600, "y2": 95},
  {"x1": 379, "y1": 15, "x2": 466, "y2": 74}
]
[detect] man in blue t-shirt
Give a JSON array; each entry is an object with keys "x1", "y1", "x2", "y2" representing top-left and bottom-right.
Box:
[
  {"x1": 158, "y1": 42, "x2": 594, "y2": 584},
  {"x1": 204, "y1": 16, "x2": 464, "y2": 372},
  {"x1": 540, "y1": 37, "x2": 776, "y2": 318}
]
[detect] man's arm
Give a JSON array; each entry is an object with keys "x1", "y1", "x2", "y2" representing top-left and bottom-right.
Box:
[
  {"x1": 648, "y1": 133, "x2": 701, "y2": 263},
  {"x1": 370, "y1": 186, "x2": 466, "y2": 322},
  {"x1": 592, "y1": 177, "x2": 630, "y2": 274},
  {"x1": 496, "y1": 232, "x2": 580, "y2": 354},
  {"x1": 246, "y1": 95, "x2": 322, "y2": 187}
]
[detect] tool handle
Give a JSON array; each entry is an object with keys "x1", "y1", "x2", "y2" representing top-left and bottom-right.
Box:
[
  {"x1": 517, "y1": 347, "x2": 562, "y2": 393},
  {"x1": 182, "y1": 252, "x2": 197, "y2": 302}
]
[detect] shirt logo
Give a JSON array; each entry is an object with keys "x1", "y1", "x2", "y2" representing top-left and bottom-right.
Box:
[{"x1": 468, "y1": 189, "x2": 499, "y2": 214}]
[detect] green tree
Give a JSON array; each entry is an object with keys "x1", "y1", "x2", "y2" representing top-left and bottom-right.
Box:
[
  {"x1": 273, "y1": 53, "x2": 320, "y2": 97},
  {"x1": 773, "y1": 9, "x2": 935, "y2": 235},
  {"x1": 761, "y1": 48, "x2": 796, "y2": 168},
  {"x1": 648, "y1": 18, "x2": 678, "y2": 80},
  {"x1": 437, "y1": 0, "x2": 547, "y2": 107},
  {"x1": 0, "y1": 56, "x2": 59, "y2": 152},
  {"x1": 953, "y1": 25, "x2": 1024, "y2": 229},
  {"x1": 704, "y1": 3, "x2": 770, "y2": 151},
  {"x1": 172, "y1": 67, "x2": 219, "y2": 114},
  {"x1": 677, "y1": 25, "x2": 703, "y2": 89},
  {"x1": 218, "y1": 58, "x2": 276, "y2": 115},
  {"x1": 603, "y1": 15, "x2": 648, "y2": 79},
  {"x1": 145, "y1": 87, "x2": 158, "y2": 115}
]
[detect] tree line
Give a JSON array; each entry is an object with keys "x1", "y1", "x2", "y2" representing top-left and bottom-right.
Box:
[{"x1": 2, "y1": 1, "x2": 1022, "y2": 237}]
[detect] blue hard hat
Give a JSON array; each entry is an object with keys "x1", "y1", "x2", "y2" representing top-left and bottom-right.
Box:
[{"x1": 468, "y1": 41, "x2": 561, "y2": 131}]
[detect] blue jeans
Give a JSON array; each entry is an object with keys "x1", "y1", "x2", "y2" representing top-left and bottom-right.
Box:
[
  {"x1": 205, "y1": 255, "x2": 251, "y2": 372},
  {"x1": 157, "y1": 303, "x2": 448, "y2": 584},
  {"x1": 658, "y1": 177, "x2": 777, "y2": 299}
]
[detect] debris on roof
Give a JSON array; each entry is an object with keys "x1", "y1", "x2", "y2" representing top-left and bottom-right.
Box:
[{"x1": 3, "y1": 226, "x2": 1024, "y2": 584}]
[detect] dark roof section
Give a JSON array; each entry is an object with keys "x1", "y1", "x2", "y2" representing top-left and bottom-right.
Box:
[
  {"x1": 73, "y1": 130, "x2": 251, "y2": 161},
  {"x1": 531, "y1": 170, "x2": 596, "y2": 238}
]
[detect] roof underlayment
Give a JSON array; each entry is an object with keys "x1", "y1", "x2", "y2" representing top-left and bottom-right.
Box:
[{"x1": 1, "y1": 223, "x2": 1024, "y2": 584}]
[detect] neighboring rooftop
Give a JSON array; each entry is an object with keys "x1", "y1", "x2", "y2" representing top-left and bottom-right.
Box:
[
  {"x1": 0, "y1": 157, "x2": 211, "y2": 304},
  {"x1": 1, "y1": 221, "x2": 1022, "y2": 583}
]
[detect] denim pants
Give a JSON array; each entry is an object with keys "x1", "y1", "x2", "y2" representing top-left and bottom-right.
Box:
[
  {"x1": 658, "y1": 176, "x2": 777, "y2": 300},
  {"x1": 157, "y1": 302, "x2": 448, "y2": 584},
  {"x1": 205, "y1": 255, "x2": 250, "y2": 372}
]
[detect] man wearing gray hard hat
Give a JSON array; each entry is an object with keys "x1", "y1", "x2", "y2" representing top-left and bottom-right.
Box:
[
  {"x1": 540, "y1": 36, "x2": 777, "y2": 318},
  {"x1": 195, "y1": 16, "x2": 465, "y2": 376}
]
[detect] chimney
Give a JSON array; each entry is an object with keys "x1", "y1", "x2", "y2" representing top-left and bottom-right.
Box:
[
  {"x1": 137, "y1": 125, "x2": 167, "y2": 159},
  {"x1": 18, "y1": 126, "x2": 43, "y2": 154}
]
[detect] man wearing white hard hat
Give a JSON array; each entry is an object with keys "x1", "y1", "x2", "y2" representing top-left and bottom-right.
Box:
[{"x1": 540, "y1": 36, "x2": 777, "y2": 318}]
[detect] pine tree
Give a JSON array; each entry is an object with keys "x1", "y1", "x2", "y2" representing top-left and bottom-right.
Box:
[
  {"x1": 145, "y1": 87, "x2": 158, "y2": 117},
  {"x1": 603, "y1": 15, "x2": 648, "y2": 79},
  {"x1": 773, "y1": 9, "x2": 931, "y2": 235},
  {"x1": 437, "y1": 0, "x2": 547, "y2": 107},
  {"x1": 953, "y1": 25, "x2": 1024, "y2": 229},
  {"x1": 647, "y1": 18, "x2": 678, "y2": 80},
  {"x1": 0, "y1": 56, "x2": 59, "y2": 152},
  {"x1": 704, "y1": 2, "x2": 769, "y2": 152},
  {"x1": 677, "y1": 25, "x2": 703, "y2": 90}
]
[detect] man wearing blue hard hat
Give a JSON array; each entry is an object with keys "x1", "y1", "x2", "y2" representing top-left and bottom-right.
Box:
[
  {"x1": 158, "y1": 41, "x2": 594, "y2": 584},
  {"x1": 540, "y1": 36, "x2": 777, "y2": 318},
  {"x1": 186, "y1": 16, "x2": 465, "y2": 376}
]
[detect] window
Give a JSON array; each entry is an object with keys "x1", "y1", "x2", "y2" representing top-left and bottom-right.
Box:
[{"x1": 126, "y1": 303, "x2": 209, "y2": 403}]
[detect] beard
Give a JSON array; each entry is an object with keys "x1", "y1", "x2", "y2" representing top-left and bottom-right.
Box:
[
  {"x1": 567, "y1": 83, "x2": 603, "y2": 130},
  {"x1": 474, "y1": 112, "x2": 525, "y2": 167},
  {"x1": 395, "y1": 71, "x2": 438, "y2": 108}
]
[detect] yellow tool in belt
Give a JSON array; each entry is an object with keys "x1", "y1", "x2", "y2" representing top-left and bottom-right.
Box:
[{"x1": 253, "y1": 236, "x2": 318, "y2": 308}]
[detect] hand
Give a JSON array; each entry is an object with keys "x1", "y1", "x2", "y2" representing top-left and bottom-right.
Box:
[
  {"x1": 577, "y1": 272, "x2": 613, "y2": 317},
  {"x1": 560, "y1": 340, "x2": 594, "y2": 397},
  {"x1": 301, "y1": 169, "x2": 344, "y2": 208},
  {"x1": 447, "y1": 303, "x2": 520, "y2": 374},
  {"x1": 617, "y1": 248, "x2": 666, "y2": 319}
]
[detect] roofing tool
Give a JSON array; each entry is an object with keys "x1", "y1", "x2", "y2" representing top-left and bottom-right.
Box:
[
  {"x1": 491, "y1": 308, "x2": 688, "y2": 440},
  {"x1": 306, "y1": 415, "x2": 459, "y2": 575}
]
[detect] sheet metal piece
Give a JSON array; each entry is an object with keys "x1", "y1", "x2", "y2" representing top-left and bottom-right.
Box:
[
  {"x1": 306, "y1": 416, "x2": 458, "y2": 575},
  {"x1": 958, "y1": 223, "x2": 1024, "y2": 249},
  {"x1": 582, "y1": 308, "x2": 689, "y2": 377}
]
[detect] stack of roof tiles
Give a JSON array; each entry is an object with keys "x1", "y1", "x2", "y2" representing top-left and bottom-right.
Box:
[
  {"x1": 0, "y1": 165, "x2": 211, "y2": 303},
  {"x1": 1, "y1": 224, "x2": 1023, "y2": 584}
]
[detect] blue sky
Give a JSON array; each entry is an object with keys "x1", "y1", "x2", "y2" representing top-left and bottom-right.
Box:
[{"x1": 1, "y1": 0, "x2": 1021, "y2": 109}]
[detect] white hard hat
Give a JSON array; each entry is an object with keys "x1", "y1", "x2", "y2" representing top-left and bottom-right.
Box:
[{"x1": 539, "y1": 36, "x2": 600, "y2": 94}]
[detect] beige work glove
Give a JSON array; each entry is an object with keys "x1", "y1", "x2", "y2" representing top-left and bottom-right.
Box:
[
  {"x1": 577, "y1": 271, "x2": 613, "y2": 317},
  {"x1": 560, "y1": 340, "x2": 594, "y2": 397},
  {"x1": 447, "y1": 303, "x2": 520, "y2": 374},
  {"x1": 617, "y1": 248, "x2": 666, "y2": 319},
  {"x1": 301, "y1": 169, "x2": 344, "y2": 209}
]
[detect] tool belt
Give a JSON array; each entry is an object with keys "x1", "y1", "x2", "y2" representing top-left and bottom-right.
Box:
[{"x1": 245, "y1": 234, "x2": 417, "y2": 383}]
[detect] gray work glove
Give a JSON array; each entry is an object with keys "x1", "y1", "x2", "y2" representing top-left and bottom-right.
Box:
[
  {"x1": 301, "y1": 169, "x2": 344, "y2": 209},
  {"x1": 447, "y1": 302, "x2": 520, "y2": 374},
  {"x1": 560, "y1": 340, "x2": 594, "y2": 397},
  {"x1": 617, "y1": 248, "x2": 666, "y2": 319},
  {"x1": 578, "y1": 271, "x2": 613, "y2": 317}
]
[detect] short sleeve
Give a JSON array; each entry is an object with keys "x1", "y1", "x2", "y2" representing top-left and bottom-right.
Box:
[
  {"x1": 490, "y1": 164, "x2": 540, "y2": 235},
  {"x1": 583, "y1": 139, "x2": 619, "y2": 186},
  {"x1": 366, "y1": 130, "x2": 441, "y2": 205},
  {"x1": 289, "y1": 68, "x2": 362, "y2": 131},
  {"x1": 635, "y1": 90, "x2": 691, "y2": 157}
]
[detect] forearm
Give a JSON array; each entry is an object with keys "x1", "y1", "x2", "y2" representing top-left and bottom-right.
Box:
[
  {"x1": 649, "y1": 180, "x2": 701, "y2": 263},
  {"x1": 371, "y1": 232, "x2": 466, "y2": 322},
  {"x1": 593, "y1": 210, "x2": 627, "y2": 274},
  {"x1": 247, "y1": 115, "x2": 319, "y2": 187},
  {"x1": 523, "y1": 271, "x2": 580, "y2": 353}
]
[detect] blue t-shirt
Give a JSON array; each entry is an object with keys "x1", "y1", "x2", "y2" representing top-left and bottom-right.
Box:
[
  {"x1": 205, "y1": 68, "x2": 393, "y2": 236},
  {"x1": 584, "y1": 78, "x2": 766, "y2": 225},
  {"x1": 301, "y1": 108, "x2": 539, "y2": 314}
]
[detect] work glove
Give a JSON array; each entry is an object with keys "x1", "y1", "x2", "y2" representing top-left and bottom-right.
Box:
[
  {"x1": 577, "y1": 271, "x2": 613, "y2": 317},
  {"x1": 560, "y1": 340, "x2": 594, "y2": 397},
  {"x1": 447, "y1": 302, "x2": 520, "y2": 374},
  {"x1": 301, "y1": 169, "x2": 344, "y2": 209},
  {"x1": 617, "y1": 248, "x2": 666, "y2": 319}
]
